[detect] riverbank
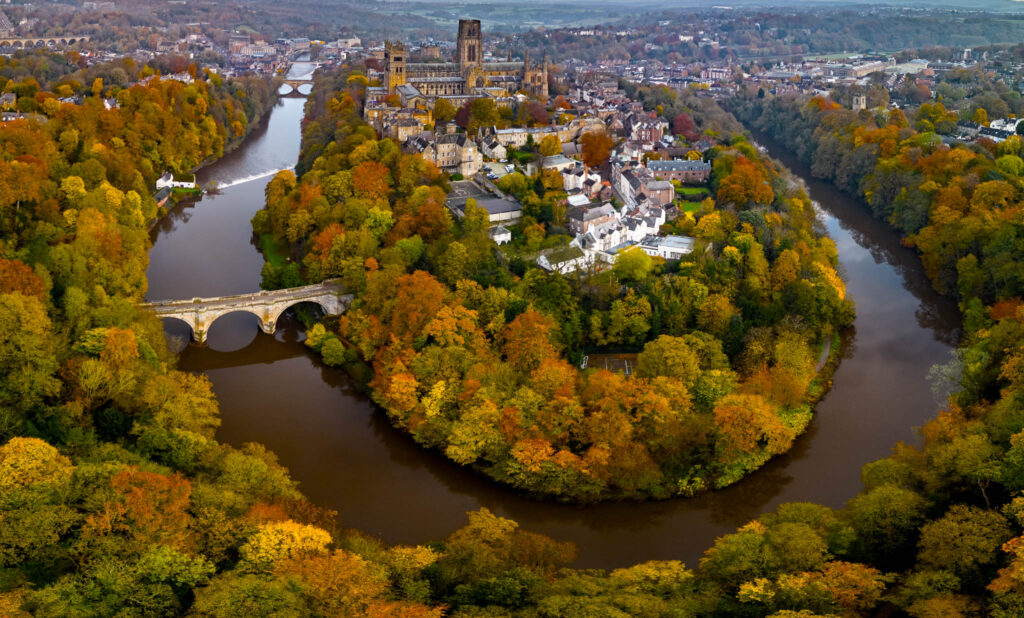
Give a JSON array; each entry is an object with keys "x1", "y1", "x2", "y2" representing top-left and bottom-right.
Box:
[{"x1": 145, "y1": 79, "x2": 280, "y2": 232}]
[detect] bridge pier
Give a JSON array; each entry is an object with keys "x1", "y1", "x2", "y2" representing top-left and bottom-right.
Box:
[{"x1": 193, "y1": 319, "x2": 210, "y2": 345}]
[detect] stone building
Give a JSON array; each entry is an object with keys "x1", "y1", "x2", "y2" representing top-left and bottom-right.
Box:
[
  {"x1": 383, "y1": 19, "x2": 549, "y2": 107},
  {"x1": 407, "y1": 133, "x2": 483, "y2": 177}
]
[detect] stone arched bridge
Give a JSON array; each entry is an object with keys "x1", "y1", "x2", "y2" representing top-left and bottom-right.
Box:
[
  {"x1": 279, "y1": 78, "x2": 314, "y2": 96},
  {"x1": 0, "y1": 35, "x2": 90, "y2": 48},
  {"x1": 143, "y1": 280, "x2": 352, "y2": 344}
]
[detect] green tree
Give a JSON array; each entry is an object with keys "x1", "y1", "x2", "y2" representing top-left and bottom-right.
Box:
[
  {"x1": 433, "y1": 98, "x2": 456, "y2": 125},
  {"x1": 846, "y1": 485, "x2": 927, "y2": 568},
  {"x1": 0, "y1": 293, "x2": 60, "y2": 436},
  {"x1": 636, "y1": 335, "x2": 701, "y2": 386},
  {"x1": 613, "y1": 247, "x2": 654, "y2": 282},
  {"x1": 916, "y1": 504, "x2": 1012, "y2": 585}
]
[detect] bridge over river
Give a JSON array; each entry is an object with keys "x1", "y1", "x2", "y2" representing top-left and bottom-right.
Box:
[
  {"x1": 143, "y1": 280, "x2": 351, "y2": 344},
  {"x1": 278, "y1": 60, "x2": 323, "y2": 95}
]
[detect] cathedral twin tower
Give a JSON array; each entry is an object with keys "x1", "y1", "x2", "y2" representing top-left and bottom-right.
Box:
[{"x1": 384, "y1": 19, "x2": 548, "y2": 104}]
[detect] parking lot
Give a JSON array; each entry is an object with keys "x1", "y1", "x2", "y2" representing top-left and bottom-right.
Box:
[
  {"x1": 447, "y1": 180, "x2": 490, "y2": 207},
  {"x1": 482, "y1": 162, "x2": 511, "y2": 180}
]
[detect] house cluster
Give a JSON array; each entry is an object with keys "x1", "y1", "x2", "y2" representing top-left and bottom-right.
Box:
[
  {"x1": 955, "y1": 116, "x2": 1022, "y2": 144},
  {"x1": 357, "y1": 49, "x2": 720, "y2": 276},
  {"x1": 537, "y1": 198, "x2": 696, "y2": 274},
  {"x1": 609, "y1": 157, "x2": 711, "y2": 208}
]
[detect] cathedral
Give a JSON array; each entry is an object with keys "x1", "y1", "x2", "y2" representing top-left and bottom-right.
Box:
[{"x1": 384, "y1": 19, "x2": 548, "y2": 108}]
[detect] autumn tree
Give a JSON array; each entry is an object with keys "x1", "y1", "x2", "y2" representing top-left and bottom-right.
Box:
[
  {"x1": 673, "y1": 112, "x2": 699, "y2": 141},
  {"x1": 713, "y1": 394, "x2": 792, "y2": 459},
  {"x1": 503, "y1": 310, "x2": 559, "y2": 374},
  {"x1": 716, "y1": 155, "x2": 774, "y2": 206},
  {"x1": 538, "y1": 134, "x2": 561, "y2": 156},
  {"x1": 580, "y1": 131, "x2": 614, "y2": 168},
  {"x1": 432, "y1": 98, "x2": 456, "y2": 125},
  {"x1": 0, "y1": 293, "x2": 59, "y2": 434}
]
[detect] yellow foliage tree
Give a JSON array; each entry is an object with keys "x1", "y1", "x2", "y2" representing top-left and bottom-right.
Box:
[
  {"x1": 240, "y1": 520, "x2": 332, "y2": 572},
  {"x1": 0, "y1": 437, "x2": 74, "y2": 493}
]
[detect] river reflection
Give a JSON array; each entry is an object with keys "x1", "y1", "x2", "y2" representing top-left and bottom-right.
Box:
[{"x1": 147, "y1": 88, "x2": 961, "y2": 568}]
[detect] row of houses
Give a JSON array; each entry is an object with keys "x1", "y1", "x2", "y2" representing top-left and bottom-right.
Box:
[{"x1": 611, "y1": 158, "x2": 711, "y2": 207}]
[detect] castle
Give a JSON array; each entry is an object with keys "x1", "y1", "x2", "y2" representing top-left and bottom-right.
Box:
[{"x1": 384, "y1": 19, "x2": 548, "y2": 108}]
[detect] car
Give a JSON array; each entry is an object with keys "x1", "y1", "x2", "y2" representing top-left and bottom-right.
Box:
[
  {"x1": 504, "y1": 164, "x2": 514, "y2": 173},
  {"x1": 487, "y1": 173, "x2": 498, "y2": 180}
]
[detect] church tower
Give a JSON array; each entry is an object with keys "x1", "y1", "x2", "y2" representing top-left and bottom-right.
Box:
[
  {"x1": 522, "y1": 49, "x2": 549, "y2": 99},
  {"x1": 457, "y1": 19, "x2": 482, "y2": 70},
  {"x1": 384, "y1": 41, "x2": 406, "y2": 94}
]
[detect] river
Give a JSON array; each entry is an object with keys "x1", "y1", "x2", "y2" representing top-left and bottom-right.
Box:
[{"x1": 145, "y1": 74, "x2": 960, "y2": 568}]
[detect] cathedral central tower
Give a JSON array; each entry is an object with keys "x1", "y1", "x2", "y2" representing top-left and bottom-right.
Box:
[{"x1": 457, "y1": 19, "x2": 482, "y2": 70}]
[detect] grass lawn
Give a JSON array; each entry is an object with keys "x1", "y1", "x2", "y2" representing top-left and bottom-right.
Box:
[
  {"x1": 679, "y1": 201, "x2": 701, "y2": 214},
  {"x1": 678, "y1": 186, "x2": 710, "y2": 196},
  {"x1": 260, "y1": 234, "x2": 290, "y2": 268},
  {"x1": 508, "y1": 150, "x2": 534, "y2": 165}
]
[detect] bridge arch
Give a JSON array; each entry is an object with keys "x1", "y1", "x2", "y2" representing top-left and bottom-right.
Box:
[
  {"x1": 198, "y1": 308, "x2": 267, "y2": 347},
  {"x1": 263, "y1": 298, "x2": 333, "y2": 333}
]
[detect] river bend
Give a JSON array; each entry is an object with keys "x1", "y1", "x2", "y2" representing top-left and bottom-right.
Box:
[{"x1": 146, "y1": 77, "x2": 959, "y2": 567}]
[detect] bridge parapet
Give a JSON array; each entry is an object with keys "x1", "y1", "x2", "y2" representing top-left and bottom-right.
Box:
[{"x1": 144, "y1": 280, "x2": 351, "y2": 344}]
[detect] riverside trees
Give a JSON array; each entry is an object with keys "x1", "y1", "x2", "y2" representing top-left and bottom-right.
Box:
[{"x1": 730, "y1": 85, "x2": 1024, "y2": 618}]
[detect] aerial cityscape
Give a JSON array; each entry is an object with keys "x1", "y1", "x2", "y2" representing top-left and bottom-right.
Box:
[{"x1": 4, "y1": 0, "x2": 1024, "y2": 615}]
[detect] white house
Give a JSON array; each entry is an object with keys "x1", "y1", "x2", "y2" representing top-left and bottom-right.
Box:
[
  {"x1": 639, "y1": 234, "x2": 695, "y2": 260},
  {"x1": 156, "y1": 172, "x2": 198, "y2": 190},
  {"x1": 489, "y1": 225, "x2": 512, "y2": 245},
  {"x1": 537, "y1": 245, "x2": 590, "y2": 274},
  {"x1": 562, "y1": 162, "x2": 602, "y2": 193}
]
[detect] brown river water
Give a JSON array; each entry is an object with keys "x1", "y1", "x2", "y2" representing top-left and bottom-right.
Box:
[{"x1": 145, "y1": 68, "x2": 959, "y2": 568}]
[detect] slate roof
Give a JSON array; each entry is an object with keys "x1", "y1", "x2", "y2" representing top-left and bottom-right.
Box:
[{"x1": 647, "y1": 160, "x2": 711, "y2": 172}]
